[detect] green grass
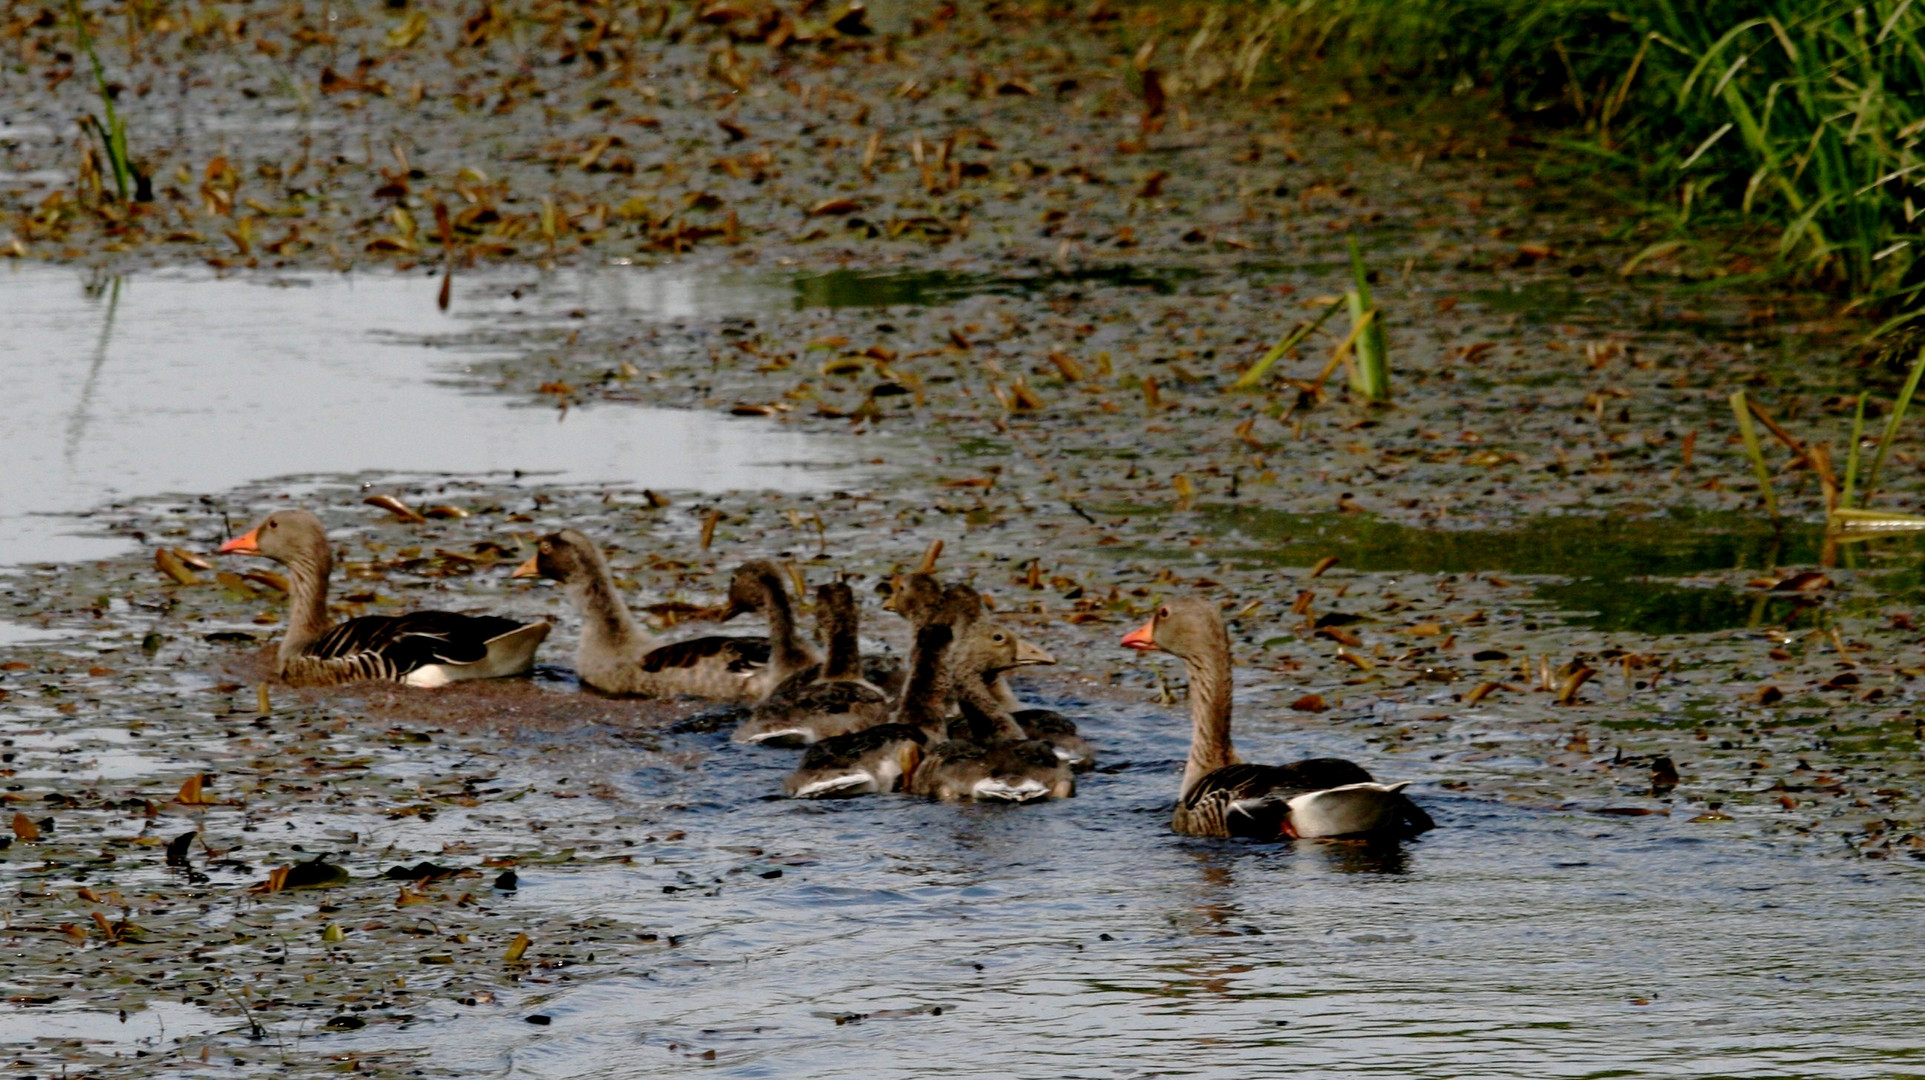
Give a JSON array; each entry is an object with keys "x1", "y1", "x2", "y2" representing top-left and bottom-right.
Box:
[
  {"x1": 67, "y1": 0, "x2": 134, "y2": 202},
  {"x1": 1179, "y1": 0, "x2": 1925, "y2": 333}
]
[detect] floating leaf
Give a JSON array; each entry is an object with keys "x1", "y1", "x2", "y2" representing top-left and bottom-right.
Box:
[
  {"x1": 1555, "y1": 666, "x2": 1598, "y2": 706},
  {"x1": 154, "y1": 547, "x2": 201, "y2": 585},
  {"x1": 176, "y1": 773, "x2": 217, "y2": 805},
  {"x1": 365, "y1": 494, "x2": 427, "y2": 523},
  {"x1": 164, "y1": 831, "x2": 197, "y2": 866},
  {"x1": 504, "y1": 931, "x2": 532, "y2": 963},
  {"x1": 11, "y1": 813, "x2": 39, "y2": 842},
  {"x1": 1464, "y1": 681, "x2": 1503, "y2": 705}
]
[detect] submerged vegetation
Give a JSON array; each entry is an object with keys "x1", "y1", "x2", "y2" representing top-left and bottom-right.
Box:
[{"x1": 1154, "y1": 0, "x2": 1925, "y2": 335}]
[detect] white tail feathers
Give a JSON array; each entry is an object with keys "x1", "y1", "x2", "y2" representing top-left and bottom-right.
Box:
[
  {"x1": 971, "y1": 777, "x2": 1050, "y2": 803},
  {"x1": 739, "y1": 728, "x2": 811, "y2": 747},
  {"x1": 1283, "y1": 782, "x2": 1412, "y2": 839},
  {"x1": 789, "y1": 773, "x2": 875, "y2": 799}
]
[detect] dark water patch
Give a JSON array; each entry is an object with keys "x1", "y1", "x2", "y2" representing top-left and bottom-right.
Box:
[
  {"x1": 1531, "y1": 579, "x2": 1818, "y2": 635},
  {"x1": 788, "y1": 266, "x2": 1196, "y2": 309},
  {"x1": 1195, "y1": 506, "x2": 1829, "y2": 579},
  {"x1": 1106, "y1": 506, "x2": 1925, "y2": 634}
]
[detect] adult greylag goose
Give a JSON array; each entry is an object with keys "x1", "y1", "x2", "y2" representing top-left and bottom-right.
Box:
[
  {"x1": 781, "y1": 595, "x2": 956, "y2": 798},
  {"x1": 1121, "y1": 597, "x2": 1433, "y2": 840},
  {"x1": 734, "y1": 582, "x2": 890, "y2": 747},
  {"x1": 513, "y1": 532, "x2": 803, "y2": 701},
  {"x1": 217, "y1": 509, "x2": 550, "y2": 688},
  {"x1": 908, "y1": 599, "x2": 1072, "y2": 803}
]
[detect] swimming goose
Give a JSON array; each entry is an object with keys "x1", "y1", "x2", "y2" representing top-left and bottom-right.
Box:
[
  {"x1": 908, "y1": 608, "x2": 1072, "y2": 803},
  {"x1": 217, "y1": 509, "x2": 550, "y2": 688},
  {"x1": 513, "y1": 531, "x2": 794, "y2": 700},
  {"x1": 734, "y1": 581, "x2": 890, "y2": 746},
  {"x1": 782, "y1": 584, "x2": 970, "y2": 798},
  {"x1": 1121, "y1": 597, "x2": 1432, "y2": 840},
  {"x1": 938, "y1": 584, "x2": 1097, "y2": 771}
]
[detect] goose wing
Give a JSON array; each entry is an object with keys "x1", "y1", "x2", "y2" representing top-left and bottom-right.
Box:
[
  {"x1": 1179, "y1": 759, "x2": 1377, "y2": 839},
  {"x1": 305, "y1": 611, "x2": 529, "y2": 675},
  {"x1": 640, "y1": 635, "x2": 772, "y2": 673}
]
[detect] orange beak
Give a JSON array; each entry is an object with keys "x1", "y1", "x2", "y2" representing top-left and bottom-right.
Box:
[
  {"x1": 1120, "y1": 617, "x2": 1157, "y2": 651},
  {"x1": 218, "y1": 526, "x2": 262, "y2": 556},
  {"x1": 511, "y1": 554, "x2": 540, "y2": 579}
]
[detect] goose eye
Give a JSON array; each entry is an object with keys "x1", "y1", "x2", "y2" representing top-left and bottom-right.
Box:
[
  {"x1": 992, "y1": 632, "x2": 1007, "y2": 643},
  {"x1": 539, "y1": 542, "x2": 550, "y2": 553},
  {"x1": 268, "y1": 520, "x2": 279, "y2": 530},
  {"x1": 1158, "y1": 606, "x2": 1170, "y2": 618}
]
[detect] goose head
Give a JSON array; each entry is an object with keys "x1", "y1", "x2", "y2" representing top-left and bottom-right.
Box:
[
  {"x1": 720, "y1": 560, "x2": 786, "y2": 622},
  {"x1": 948, "y1": 616, "x2": 1055, "y2": 680},
  {"x1": 815, "y1": 581, "x2": 857, "y2": 637},
  {"x1": 513, "y1": 529, "x2": 603, "y2": 585},
  {"x1": 218, "y1": 509, "x2": 329, "y2": 569},
  {"x1": 1120, "y1": 596, "x2": 1229, "y2": 661},
  {"x1": 883, "y1": 571, "x2": 943, "y2": 624}
]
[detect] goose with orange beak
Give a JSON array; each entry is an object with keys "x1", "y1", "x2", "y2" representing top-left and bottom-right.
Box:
[
  {"x1": 1122, "y1": 597, "x2": 1432, "y2": 840},
  {"x1": 218, "y1": 509, "x2": 549, "y2": 687}
]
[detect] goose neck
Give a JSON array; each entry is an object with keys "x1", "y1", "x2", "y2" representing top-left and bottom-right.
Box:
[
  {"x1": 280, "y1": 545, "x2": 335, "y2": 663},
  {"x1": 761, "y1": 575, "x2": 812, "y2": 670},
  {"x1": 821, "y1": 611, "x2": 860, "y2": 681},
  {"x1": 1180, "y1": 647, "x2": 1238, "y2": 798},
  {"x1": 894, "y1": 624, "x2": 953, "y2": 737},
  {"x1": 566, "y1": 561, "x2": 655, "y2": 657},
  {"x1": 955, "y1": 669, "x2": 1026, "y2": 743}
]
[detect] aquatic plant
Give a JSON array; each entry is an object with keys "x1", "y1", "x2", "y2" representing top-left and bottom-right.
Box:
[
  {"x1": 66, "y1": 0, "x2": 135, "y2": 202},
  {"x1": 1727, "y1": 347, "x2": 1925, "y2": 527},
  {"x1": 1344, "y1": 235, "x2": 1389, "y2": 402},
  {"x1": 1159, "y1": 0, "x2": 1925, "y2": 330}
]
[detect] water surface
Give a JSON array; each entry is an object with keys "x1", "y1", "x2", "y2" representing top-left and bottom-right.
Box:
[{"x1": 0, "y1": 266, "x2": 857, "y2": 566}]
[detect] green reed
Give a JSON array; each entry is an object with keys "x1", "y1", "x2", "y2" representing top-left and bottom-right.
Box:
[
  {"x1": 1175, "y1": 0, "x2": 1925, "y2": 332},
  {"x1": 67, "y1": 0, "x2": 133, "y2": 202}
]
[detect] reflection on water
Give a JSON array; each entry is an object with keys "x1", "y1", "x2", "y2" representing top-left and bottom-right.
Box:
[
  {"x1": 0, "y1": 266, "x2": 861, "y2": 567},
  {"x1": 319, "y1": 694, "x2": 1925, "y2": 1077},
  {"x1": 1147, "y1": 506, "x2": 1925, "y2": 635},
  {"x1": 0, "y1": 999, "x2": 227, "y2": 1048},
  {"x1": 787, "y1": 265, "x2": 1192, "y2": 308}
]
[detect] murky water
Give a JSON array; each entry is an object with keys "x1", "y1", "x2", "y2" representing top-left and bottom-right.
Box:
[
  {"x1": 1, "y1": 259, "x2": 1921, "y2": 1078},
  {"x1": 0, "y1": 265, "x2": 859, "y2": 566},
  {"x1": 306, "y1": 688, "x2": 1925, "y2": 1079}
]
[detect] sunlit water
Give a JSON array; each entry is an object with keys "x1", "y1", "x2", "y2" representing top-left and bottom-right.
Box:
[
  {"x1": 321, "y1": 689, "x2": 1925, "y2": 1078},
  {"x1": 0, "y1": 265, "x2": 852, "y2": 567}
]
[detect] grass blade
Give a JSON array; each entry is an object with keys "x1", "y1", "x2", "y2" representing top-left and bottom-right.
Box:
[
  {"x1": 1230, "y1": 296, "x2": 1345, "y2": 391},
  {"x1": 1864, "y1": 346, "x2": 1925, "y2": 503},
  {"x1": 1729, "y1": 389, "x2": 1779, "y2": 521},
  {"x1": 1841, "y1": 391, "x2": 1867, "y2": 510}
]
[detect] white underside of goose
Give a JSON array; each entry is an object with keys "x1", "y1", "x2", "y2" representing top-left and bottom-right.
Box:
[
  {"x1": 738, "y1": 728, "x2": 812, "y2": 747},
  {"x1": 1278, "y1": 781, "x2": 1411, "y2": 839},
  {"x1": 971, "y1": 777, "x2": 1050, "y2": 803},
  {"x1": 401, "y1": 622, "x2": 551, "y2": 688},
  {"x1": 792, "y1": 773, "x2": 877, "y2": 798}
]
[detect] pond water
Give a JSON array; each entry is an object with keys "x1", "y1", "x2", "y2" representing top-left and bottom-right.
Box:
[
  {"x1": 1, "y1": 261, "x2": 1920, "y2": 1079},
  {"x1": 315, "y1": 689, "x2": 1925, "y2": 1079},
  {"x1": 0, "y1": 265, "x2": 858, "y2": 567}
]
